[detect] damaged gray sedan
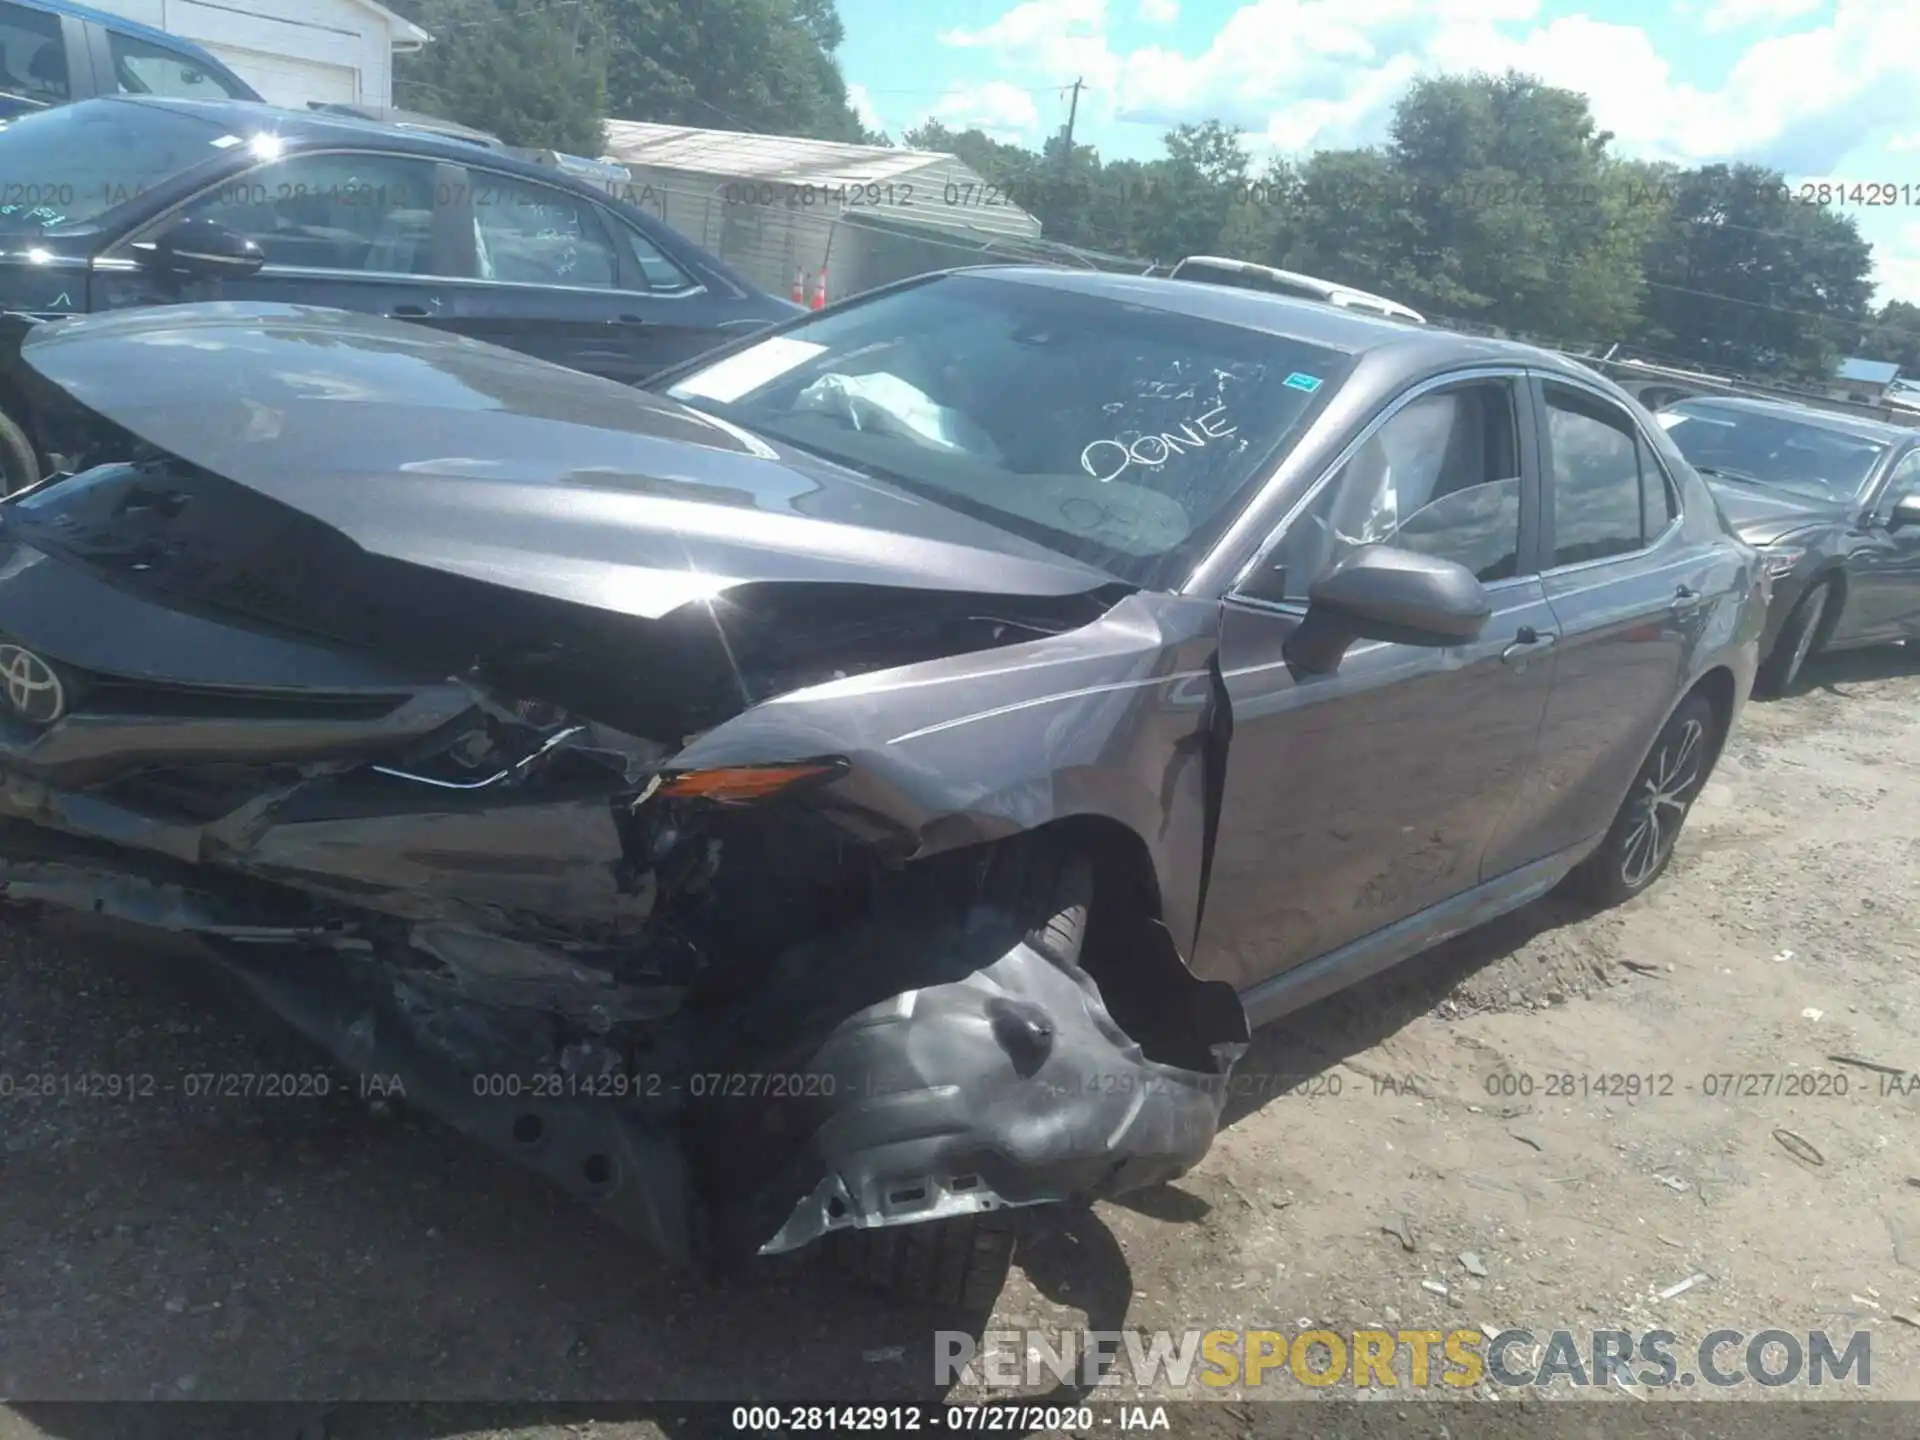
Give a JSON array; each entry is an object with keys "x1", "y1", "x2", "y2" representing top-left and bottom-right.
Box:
[{"x1": 0, "y1": 270, "x2": 1764, "y2": 1308}]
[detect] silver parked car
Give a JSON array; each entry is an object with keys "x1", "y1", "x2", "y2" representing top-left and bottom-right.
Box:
[{"x1": 0, "y1": 269, "x2": 1764, "y2": 1308}]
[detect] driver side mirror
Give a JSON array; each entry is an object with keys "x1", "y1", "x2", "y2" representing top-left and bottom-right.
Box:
[
  {"x1": 1283, "y1": 544, "x2": 1493, "y2": 676},
  {"x1": 1889, "y1": 493, "x2": 1920, "y2": 532},
  {"x1": 134, "y1": 218, "x2": 267, "y2": 281}
]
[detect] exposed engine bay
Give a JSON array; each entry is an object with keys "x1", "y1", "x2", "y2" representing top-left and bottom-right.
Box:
[{"x1": 0, "y1": 303, "x2": 1247, "y2": 1295}]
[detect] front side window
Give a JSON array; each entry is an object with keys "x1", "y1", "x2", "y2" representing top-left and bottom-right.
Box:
[
  {"x1": 664, "y1": 273, "x2": 1352, "y2": 584},
  {"x1": 176, "y1": 152, "x2": 446, "y2": 274},
  {"x1": 1658, "y1": 401, "x2": 1889, "y2": 501},
  {"x1": 1244, "y1": 379, "x2": 1523, "y2": 603},
  {"x1": 1545, "y1": 383, "x2": 1668, "y2": 567},
  {"x1": 1884, "y1": 450, "x2": 1920, "y2": 506},
  {"x1": 0, "y1": 1, "x2": 66, "y2": 104},
  {"x1": 0, "y1": 99, "x2": 229, "y2": 233},
  {"x1": 470, "y1": 172, "x2": 620, "y2": 288},
  {"x1": 108, "y1": 32, "x2": 252, "y2": 100}
]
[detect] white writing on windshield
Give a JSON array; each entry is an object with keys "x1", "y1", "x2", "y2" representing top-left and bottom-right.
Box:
[{"x1": 1081, "y1": 406, "x2": 1238, "y2": 484}]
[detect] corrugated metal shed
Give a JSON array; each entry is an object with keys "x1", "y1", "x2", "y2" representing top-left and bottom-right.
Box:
[
  {"x1": 1836, "y1": 356, "x2": 1901, "y2": 385},
  {"x1": 600, "y1": 120, "x2": 1042, "y2": 243}
]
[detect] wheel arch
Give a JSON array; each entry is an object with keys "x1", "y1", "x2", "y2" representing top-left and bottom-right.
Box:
[{"x1": 1801, "y1": 564, "x2": 1848, "y2": 645}]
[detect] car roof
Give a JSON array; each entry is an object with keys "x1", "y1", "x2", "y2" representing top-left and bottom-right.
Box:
[
  {"x1": 67, "y1": 95, "x2": 599, "y2": 185},
  {"x1": 1662, "y1": 391, "x2": 1912, "y2": 444},
  {"x1": 964, "y1": 265, "x2": 1581, "y2": 371},
  {"x1": 1172, "y1": 255, "x2": 1424, "y2": 316},
  {"x1": 10, "y1": 0, "x2": 236, "y2": 62}
]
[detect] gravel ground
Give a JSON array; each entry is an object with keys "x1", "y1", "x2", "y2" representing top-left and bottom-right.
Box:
[{"x1": 2, "y1": 643, "x2": 1918, "y2": 1438}]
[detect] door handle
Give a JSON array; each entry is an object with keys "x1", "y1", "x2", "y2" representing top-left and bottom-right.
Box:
[
  {"x1": 388, "y1": 304, "x2": 432, "y2": 318},
  {"x1": 614, "y1": 313, "x2": 651, "y2": 325},
  {"x1": 1501, "y1": 625, "x2": 1557, "y2": 664},
  {"x1": 1672, "y1": 584, "x2": 1705, "y2": 614}
]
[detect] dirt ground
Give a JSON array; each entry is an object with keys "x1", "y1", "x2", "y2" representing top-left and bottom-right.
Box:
[{"x1": 2, "y1": 643, "x2": 1918, "y2": 1438}]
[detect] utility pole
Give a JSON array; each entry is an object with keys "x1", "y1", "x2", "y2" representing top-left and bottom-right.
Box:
[{"x1": 1058, "y1": 77, "x2": 1083, "y2": 177}]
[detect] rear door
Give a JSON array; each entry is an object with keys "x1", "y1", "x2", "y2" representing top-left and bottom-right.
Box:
[
  {"x1": 434, "y1": 164, "x2": 738, "y2": 384},
  {"x1": 0, "y1": 2, "x2": 88, "y2": 118},
  {"x1": 1499, "y1": 375, "x2": 1716, "y2": 864},
  {"x1": 84, "y1": 23, "x2": 262, "y2": 102},
  {"x1": 93, "y1": 148, "x2": 463, "y2": 323}
]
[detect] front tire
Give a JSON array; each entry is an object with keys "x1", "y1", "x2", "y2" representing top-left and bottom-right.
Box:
[
  {"x1": 691, "y1": 834, "x2": 1093, "y2": 1311},
  {"x1": 827, "y1": 1210, "x2": 1020, "y2": 1313},
  {"x1": 1755, "y1": 579, "x2": 1832, "y2": 697},
  {"x1": 1570, "y1": 691, "x2": 1719, "y2": 907}
]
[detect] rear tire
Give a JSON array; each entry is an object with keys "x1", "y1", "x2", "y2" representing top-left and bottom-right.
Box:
[
  {"x1": 1569, "y1": 691, "x2": 1719, "y2": 908},
  {"x1": 0, "y1": 408, "x2": 38, "y2": 496},
  {"x1": 1755, "y1": 579, "x2": 1832, "y2": 697}
]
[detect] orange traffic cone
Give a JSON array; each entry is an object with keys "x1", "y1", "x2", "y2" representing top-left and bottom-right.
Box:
[
  {"x1": 790, "y1": 266, "x2": 805, "y2": 304},
  {"x1": 810, "y1": 268, "x2": 827, "y2": 309}
]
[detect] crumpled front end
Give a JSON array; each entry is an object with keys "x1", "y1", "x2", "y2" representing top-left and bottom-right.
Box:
[{"x1": 0, "y1": 445, "x2": 1245, "y2": 1276}]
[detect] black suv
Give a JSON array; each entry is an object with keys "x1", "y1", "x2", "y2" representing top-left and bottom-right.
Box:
[{"x1": 0, "y1": 96, "x2": 799, "y2": 489}]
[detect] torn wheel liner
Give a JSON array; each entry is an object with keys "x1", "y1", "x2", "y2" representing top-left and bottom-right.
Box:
[{"x1": 686, "y1": 877, "x2": 1242, "y2": 1266}]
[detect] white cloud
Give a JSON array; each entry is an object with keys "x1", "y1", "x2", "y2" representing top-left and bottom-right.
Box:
[
  {"x1": 926, "y1": 81, "x2": 1044, "y2": 141},
  {"x1": 940, "y1": 0, "x2": 1920, "y2": 298},
  {"x1": 845, "y1": 83, "x2": 885, "y2": 137},
  {"x1": 1138, "y1": 0, "x2": 1180, "y2": 22},
  {"x1": 1870, "y1": 222, "x2": 1920, "y2": 304},
  {"x1": 941, "y1": 0, "x2": 1106, "y2": 50},
  {"x1": 1700, "y1": 0, "x2": 1825, "y2": 32}
]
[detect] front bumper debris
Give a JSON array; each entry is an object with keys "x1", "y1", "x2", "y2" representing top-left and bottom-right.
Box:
[{"x1": 0, "y1": 822, "x2": 1241, "y2": 1272}]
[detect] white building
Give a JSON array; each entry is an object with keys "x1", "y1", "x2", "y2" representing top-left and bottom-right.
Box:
[
  {"x1": 599, "y1": 120, "x2": 1045, "y2": 305},
  {"x1": 82, "y1": 0, "x2": 429, "y2": 109}
]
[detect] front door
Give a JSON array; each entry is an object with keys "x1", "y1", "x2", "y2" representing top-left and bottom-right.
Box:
[
  {"x1": 92, "y1": 149, "x2": 461, "y2": 326},
  {"x1": 1842, "y1": 449, "x2": 1920, "y2": 643},
  {"x1": 1197, "y1": 372, "x2": 1557, "y2": 993}
]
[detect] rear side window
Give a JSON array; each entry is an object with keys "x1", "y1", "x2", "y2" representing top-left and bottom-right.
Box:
[
  {"x1": 471, "y1": 171, "x2": 620, "y2": 288},
  {"x1": 108, "y1": 30, "x2": 253, "y2": 100},
  {"x1": 613, "y1": 219, "x2": 696, "y2": 293},
  {"x1": 1544, "y1": 383, "x2": 1670, "y2": 567},
  {"x1": 0, "y1": 2, "x2": 68, "y2": 104}
]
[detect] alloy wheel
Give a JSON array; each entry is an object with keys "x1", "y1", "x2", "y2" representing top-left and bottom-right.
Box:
[{"x1": 1619, "y1": 717, "x2": 1706, "y2": 890}]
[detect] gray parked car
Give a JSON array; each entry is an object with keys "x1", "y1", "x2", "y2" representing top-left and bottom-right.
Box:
[
  {"x1": 1654, "y1": 394, "x2": 1920, "y2": 695},
  {"x1": 0, "y1": 270, "x2": 1764, "y2": 1308}
]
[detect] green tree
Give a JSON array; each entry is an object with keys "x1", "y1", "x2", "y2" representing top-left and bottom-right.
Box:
[
  {"x1": 391, "y1": 0, "x2": 607, "y2": 153},
  {"x1": 1286, "y1": 148, "x2": 1426, "y2": 300},
  {"x1": 1638, "y1": 162, "x2": 1875, "y2": 379},
  {"x1": 596, "y1": 0, "x2": 867, "y2": 142},
  {"x1": 1855, "y1": 298, "x2": 1920, "y2": 375},
  {"x1": 1126, "y1": 121, "x2": 1252, "y2": 262},
  {"x1": 1377, "y1": 70, "x2": 1652, "y2": 341}
]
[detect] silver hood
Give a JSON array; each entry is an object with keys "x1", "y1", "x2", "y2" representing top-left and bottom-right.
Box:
[{"x1": 16, "y1": 302, "x2": 1118, "y2": 619}]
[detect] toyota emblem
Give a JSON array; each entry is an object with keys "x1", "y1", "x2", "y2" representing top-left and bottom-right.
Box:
[{"x1": 0, "y1": 644, "x2": 67, "y2": 725}]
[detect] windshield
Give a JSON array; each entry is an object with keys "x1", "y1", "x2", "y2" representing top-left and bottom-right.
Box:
[
  {"x1": 663, "y1": 273, "x2": 1352, "y2": 584},
  {"x1": 1659, "y1": 403, "x2": 1888, "y2": 501},
  {"x1": 0, "y1": 100, "x2": 228, "y2": 233}
]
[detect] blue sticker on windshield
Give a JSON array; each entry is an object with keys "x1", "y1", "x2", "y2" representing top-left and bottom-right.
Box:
[{"x1": 1284, "y1": 372, "x2": 1323, "y2": 393}]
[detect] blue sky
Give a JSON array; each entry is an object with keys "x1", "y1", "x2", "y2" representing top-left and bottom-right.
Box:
[{"x1": 836, "y1": 0, "x2": 1920, "y2": 305}]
